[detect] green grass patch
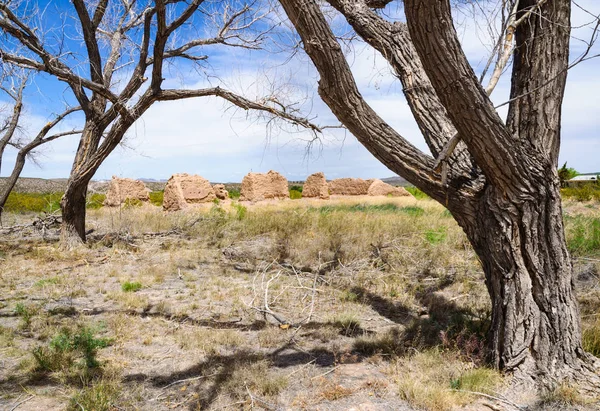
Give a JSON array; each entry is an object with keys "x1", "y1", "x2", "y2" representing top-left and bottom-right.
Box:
[
  {"x1": 400, "y1": 206, "x2": 425, "y2": 217},
  {"x1": 34, "y1": 277, "x2": 60, "y2": 287},
  {"x1": 149, "y1": 190, "x2": 164, "y2": 206},
  {"x1": 425, "y1": 227, "x2": 447, "y2": 244},
  {"x1": 4, "y1": 191, "x2": 62, "y2": 213},
  {"x1": 121, "y1": 281, "x2": 142, "y2": 292},
  {"x1": 228, "y1": 188, "x2": 241, "y2": 200},
  {"x1": 313, "y1": 203, "x2": 409, "y2": 214}
]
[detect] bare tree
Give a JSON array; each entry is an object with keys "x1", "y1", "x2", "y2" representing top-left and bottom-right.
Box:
[
  {"x1": 277, "y1": 0, "x2": 600, "y2": 388},
  {"x1": 0, "y1": 68, "x2": 81, "y2": 223},
  {"x1": 0, "y1": 0, "x2": 325, "y2": 246}
]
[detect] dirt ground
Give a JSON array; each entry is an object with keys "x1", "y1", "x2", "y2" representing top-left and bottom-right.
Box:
[{"x1": 1, "y1": 197, "x2": 599, "y2": 410}]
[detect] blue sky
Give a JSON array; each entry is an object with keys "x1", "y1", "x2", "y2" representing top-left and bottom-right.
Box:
[{"x1": 2, "y1": 0, "x2": 599, "y2": 183}]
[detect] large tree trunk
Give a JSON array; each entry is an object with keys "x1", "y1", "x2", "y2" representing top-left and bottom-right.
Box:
[
  {"x1": 450, "y1": 179, "x2": 598, "y2": 383},
  {"x1": 60, "y1": 179, "x2": 88, "y2": 246},
  {"x1": 60, "y1": 124, "x2": 101, "y2": 246}
]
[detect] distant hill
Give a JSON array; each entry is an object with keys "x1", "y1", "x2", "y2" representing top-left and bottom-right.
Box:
[
  {"x1": 381, "y1": 176, "x2": 409, "y2": 186},
  {"x1": 0, "y1": 177, "x2": 69, "y2": 193}
]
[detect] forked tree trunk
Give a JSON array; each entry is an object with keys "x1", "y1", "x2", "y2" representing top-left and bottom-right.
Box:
[
  {"x1": 450, "y1": 180, "x2": 597, "y2": 382},
  {"x1": 276, "y1": 0, "x2": 600, "y2": 388}
]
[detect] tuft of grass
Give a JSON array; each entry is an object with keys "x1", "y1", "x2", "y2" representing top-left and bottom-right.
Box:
[
  {"x1": 222, "y1": 360, "x2": 288, "y2": 399},
  {"x1": 393, "y1": 349, "x2": 502, "y2": 411},
  {"x1": 353, "y1": 328, "x2": 404, "y2": 356},
  {"x1": 566, "y1": 217, "x2": 600, "y2": 255},
  {"x1": 232, "y1": 202, "x2": 247, "y2": 220},
  {"x1": 340, "y1": 290, "x2": 360, "y2": 302},
  {"x1": 582, "y1": 317, "x2": 600, "y2": 357},
  {"x1": 34, "y1": 277, "x2": 60, "y2": 287},
  {"x1": 540, "y1": 383, "x2": 587, "y2": 407},
  {"x1": 425, "y1": 227, "x2": 447, "y2": 245},
  {"x1": 318, "y1": 382, "x2": 355, "y2": 401},
  {"x1": 14, "y1": 303, "x2": 36, "y2": 329},
  {"x1": 332, "y1": 313, "x2": 361, "y2": 336},
  {"x1": 121, "y1": 281, "x2": 142, "y2": 293},
  {"x1": 68, "y1": 379, "x2": 120, "y2": 411}
]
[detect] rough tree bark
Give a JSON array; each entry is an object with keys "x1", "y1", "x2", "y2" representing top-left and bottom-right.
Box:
[{"x1": 278, "y1": 0, "x2": 600, "y2": 386}]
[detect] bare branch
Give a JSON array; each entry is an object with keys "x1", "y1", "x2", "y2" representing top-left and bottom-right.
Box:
[{"x1": 156, "y1": 86, "x2": 326, "y2": 132}]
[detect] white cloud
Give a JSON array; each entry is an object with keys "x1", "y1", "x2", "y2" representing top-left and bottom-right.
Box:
[{"x1": 3, "y1": 1, "x2": 600, "y2": 183}]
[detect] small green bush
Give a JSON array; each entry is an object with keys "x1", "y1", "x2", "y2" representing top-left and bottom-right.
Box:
[
  {"x1": 33, "y1": 325, "x2": 112, "y2": 373},
  {"x1": 405, "y1": 186, "x2": 429, "y2": 199},
  {"x1": 123, "y1": 198, "x2": 143, "y2": 208},
  {"x1": 121, "y1": 281, "x2": 142, "y2": 292},
  {"x1": 562, "y1": 184, "x2": 600, "y2": 202},
  {"x1": 149, "y1": 191, "x2": 164, "y2": 206},
  {"x1": 290, "y1": 185, "x2": 303, "y2": 193},
  {"x1": 68, "y1": 380, "x2": 120, "y2": 411},
  {"x1": 228, "y1": 188, "x2": 241, "y2": 199},
  {"x1": 87, "y1": 193, "x2": 106, "y2": 209},
  {"x1": 289, "y1": 189, "x2": 302, "y2": 200}
]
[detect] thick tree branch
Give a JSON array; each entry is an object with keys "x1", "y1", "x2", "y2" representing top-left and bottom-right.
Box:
[
  {"x1": 404, "y1": 0, "x2": 541, "y2": 194},
  {"x1": 326, "y1": 0, "x2": 478, "y2": 188},
  {"x1": 506, "y1": 0, "x2": 575, "y2": 164},
  {"x1": 72, "y1": 0, "x2": 104, "y2": 85},
  {"x1": 278, "y1": 0, "x2": 445, "y2": 200}
]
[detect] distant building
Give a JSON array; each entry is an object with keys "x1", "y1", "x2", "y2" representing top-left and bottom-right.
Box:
[{"x1": 567, "y1": 174, "x2": 600, "y2": 186}]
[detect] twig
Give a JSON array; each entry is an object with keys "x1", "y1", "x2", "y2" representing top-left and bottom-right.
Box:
[
  {"x1": 311, "y1": 365, "x2": 342, "y2": 380},
  {"x1": 285, "y1": 359, "x2": 316, "y2": 378},
  {"x1": 9, "y1": 395, "x2": 35, "y2": 411}
]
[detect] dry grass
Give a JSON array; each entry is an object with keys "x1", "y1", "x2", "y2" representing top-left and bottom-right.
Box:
[
  {"x1": 390, "y1": 349, "x2": 503, "y2": 411},
  {"x1": 0, "y1": 196, "x2": 599, "y2": 410}
]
